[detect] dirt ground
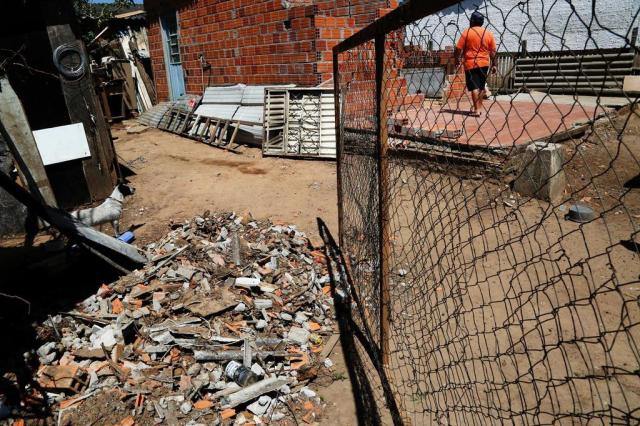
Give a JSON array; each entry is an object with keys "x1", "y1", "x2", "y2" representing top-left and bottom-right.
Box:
[
  {"x1": 0, "y1": 123, "x2": 357, "y2": 425},
  {"x1": 4, "y1": 105, "x2": 638, "y2": 425},
  {"x1": 340, "y1": 106, "x2": 640, "y2": 424},
  {"x1": 113, "y1": 124, "x2": 338, "y2": 247}
]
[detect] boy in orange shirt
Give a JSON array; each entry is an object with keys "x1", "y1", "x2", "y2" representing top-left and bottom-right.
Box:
[{"x1": 455, "y1": 11, "x2": 497, "y2": 116}]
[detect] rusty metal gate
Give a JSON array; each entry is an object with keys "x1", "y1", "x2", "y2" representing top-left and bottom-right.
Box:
[{"x1": 329, "y1": 0, "x2": 640, "y2": 424}]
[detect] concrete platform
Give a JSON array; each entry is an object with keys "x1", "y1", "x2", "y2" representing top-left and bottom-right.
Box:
[{"x1": 393, "y1": 93, "x2": 617, "y2": 149}]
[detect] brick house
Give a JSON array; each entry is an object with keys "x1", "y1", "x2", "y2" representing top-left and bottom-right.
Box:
[{"x1": 144, "y1": 0, "x2": 398, "y2": 101}]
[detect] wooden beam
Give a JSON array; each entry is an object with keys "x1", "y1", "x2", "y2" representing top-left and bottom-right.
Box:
[
  {"x1": 0, "y1": 77, "x2": 57, "y2": 207},
  {"x1": 41, "y1": 2, "x2": 118, "y2": 201},
  {"x1": 134, "y1": 57, "x2": 156, "y2": 106},
  {"x1": 228, "y1": 122, "x2": 240, "y2": 146}
]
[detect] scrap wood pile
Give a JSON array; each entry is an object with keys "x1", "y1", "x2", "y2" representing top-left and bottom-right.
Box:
[{"x1": 26, "y1": 211, "x2": 341, "y2": 425}]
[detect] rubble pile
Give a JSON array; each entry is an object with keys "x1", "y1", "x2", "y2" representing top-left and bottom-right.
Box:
[{"x1": 29, "y1": 211, "x2": 340, "y2": 425}]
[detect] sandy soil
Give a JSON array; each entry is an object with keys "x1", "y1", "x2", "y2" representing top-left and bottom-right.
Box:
[
  {"x1": 339, "y1": 107, "x2": 640, "y2": 424},
  {"x1": 113, "y1": 125, "x2": 338, "y2": 246}
]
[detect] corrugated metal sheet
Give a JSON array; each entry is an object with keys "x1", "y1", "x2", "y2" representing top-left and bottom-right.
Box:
[
  {"x1": 137, "y1": 102, "x2": 172, "y2": 127},
  {"x1": 237, "y1": 125, "x2": 263, "y2": 146},
  {"x1": 193, "y1": 104, "x2": 239, "y2": 120},
  {"x1": 137, "y1": 95, "x2": 200, "y2": 129},
  {"x1": 173, "y1": 94, "x2": 201, "y2": 111},
  {"x1": 240, "y1": 85, "x2": 296, "y2": 105},
  {"x1": 240, "y1": 86, "x2": 267, "y2": 106},
  {"x1": 193, "y1": 105, "x2": 263, "y2": 125},
  {"x1": 234, "y1": 106, "x2": 264, "y2": 124},
  {"x1": 202, "y1": 84, "x2": 245, "y2": 104}
]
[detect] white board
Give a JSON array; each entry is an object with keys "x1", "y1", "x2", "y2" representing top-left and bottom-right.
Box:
[{"x1": 33, "y1": 123, "x2": 91, "y2": 165}]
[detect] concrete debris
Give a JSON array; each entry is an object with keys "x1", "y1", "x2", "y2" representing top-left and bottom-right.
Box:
[
  {"x1": 221, "y1": 376, "x2": 291, "y2": 408},
  {"x1": 36, "y1": 341, "x2": 57, "y2": 358},
  {"x1": 23, "y1": 211, "x2": 335, "y2": 424},
  {"x1": 288, "y1": 327, "x2": 310, "y2": 345},
  {"x1": 247, "y1": 395, "x2": 272, "y2": 415},
  {"x1": 300, "y1": 386, "x2": 317, "y2": 398},
  {"x1": 180, "y1": 401, "x2": 193, "y2": 414},
  {"x1": 251, "y1": 363, "x2": 266, "y2": 377}
]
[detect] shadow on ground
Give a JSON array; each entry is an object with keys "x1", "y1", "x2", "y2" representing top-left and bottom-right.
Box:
[
  {"x1": 0, "y1": 240, "x2": 122, "y2": 420},
  {"x1": 317, "y1": 218, "x2": 404, "y2": 426}
]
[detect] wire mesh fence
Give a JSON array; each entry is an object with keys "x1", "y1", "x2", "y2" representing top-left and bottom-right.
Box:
[{"x1": 330, "y1": 0, "x2": 640, "y2": 424}]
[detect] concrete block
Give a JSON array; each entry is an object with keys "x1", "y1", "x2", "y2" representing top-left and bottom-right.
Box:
[
  {"x1": 513, "y1": 142, "x2": 566, "y2": 202},
  {"x1": 623, "y1": 75, "x2": 640, "y2": 93}
]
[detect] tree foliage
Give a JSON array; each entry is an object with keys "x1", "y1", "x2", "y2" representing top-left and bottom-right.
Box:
[{"x1": 72, "y1": 0, "x2": 135, "y2": 43}]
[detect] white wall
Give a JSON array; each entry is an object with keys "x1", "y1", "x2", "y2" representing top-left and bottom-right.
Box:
[{"x1": 407, "y1": 0, "x2": 640, "y2": 52}]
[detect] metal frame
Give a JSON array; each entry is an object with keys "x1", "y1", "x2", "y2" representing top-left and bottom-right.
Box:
[
  {"x1": 333, "y1": 0, "x2": 462, "y2": 242},
  {"x1": 332, "y1": 1, "x2": 640, "y2": 424},
  {"x1": 333, "y1": 0, "x2": 461, "y2": 368},
  {"x1": 263, "y1": 87, "x2": 336, "y2": 159}
]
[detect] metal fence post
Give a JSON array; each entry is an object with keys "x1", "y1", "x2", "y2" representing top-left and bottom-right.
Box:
[
  {"x1": 375, "y1": 33, "x2": 391, "y2": 367},
  {"x1": 333, "y1": 50, "x2": 345, "y2": 249}
]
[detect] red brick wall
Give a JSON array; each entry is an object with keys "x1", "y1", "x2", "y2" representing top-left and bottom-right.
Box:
[
  {"x1": 147, "y1": 0, "x2": 394, "y2": 101},
  {"x1": 315, "y1": 0, "x2": 395, "y2": 27},
  {"x1": 148, "y1": 19, "x2": 170, "y2": 102}
]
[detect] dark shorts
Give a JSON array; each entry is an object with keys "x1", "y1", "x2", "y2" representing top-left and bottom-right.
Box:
[{"x1": 465, "y1": 66, "x2": 489, "y2": 91}]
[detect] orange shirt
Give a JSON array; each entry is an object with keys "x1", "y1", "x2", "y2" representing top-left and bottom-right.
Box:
[{"x1": 456, "y1": 27, "x2": 496, "y2": 70}]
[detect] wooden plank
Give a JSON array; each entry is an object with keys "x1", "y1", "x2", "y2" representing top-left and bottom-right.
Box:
[
  {"x1": 201, "y1": 117, "x2": 211, "y2": 139},
  {"x1": 170, "y1": 110, "x2": 182, "y2": 132},
  {"x1": 217, "y1": 121, "x2": 230, "y2": 144},
  {"x1": 166, "y1": 109, "x2": 177, "y2": 131},
  {"x1": 209, "y1": 120, "x2": 220, "y2": 145},
  {"x1": 0, "y1": 77, "x2": 57, "y2": 207},
  {"x1": 319, "y1": 334, "x2": 341, "y2": 360},
  {"x1": 112, "y1": 61, "x2": 136, "y2": 111},
  {"x1": 163, "y1": 108, "x2": 177, "y2": 130},
  {"x1": 97, "y1": 86, "x2": 112, "y2": 122},
  {"x1": 228, "y1": 122, "x2": 240, "y2": 146},
  {"x1": 134, "y1": 57, "x2": 156, "y2": 106},
  {"x1": 180, "y1": 112, "x2": 193, "y2": 134},
  {"x1": 43, "y1": 16, "x2": 117, "y2": 201},
  {"x1": 375, "y1": 34, "x2": 391, "y2": 367}
]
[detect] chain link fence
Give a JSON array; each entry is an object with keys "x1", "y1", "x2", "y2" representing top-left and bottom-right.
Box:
[{"x1": 329, "y1": 0, "x2": 640, "y2": 424}]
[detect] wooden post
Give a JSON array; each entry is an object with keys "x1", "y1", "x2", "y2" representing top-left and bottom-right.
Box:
[
  {"x1": 375, "y1": 34, "x2": 391, "y2": 367},
  {"x1": 0, "y1": 77, "x2": 57, "y2": 207},
  {"x1": 41, "y1": 1, "x2": 118, "y2": 202}
]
